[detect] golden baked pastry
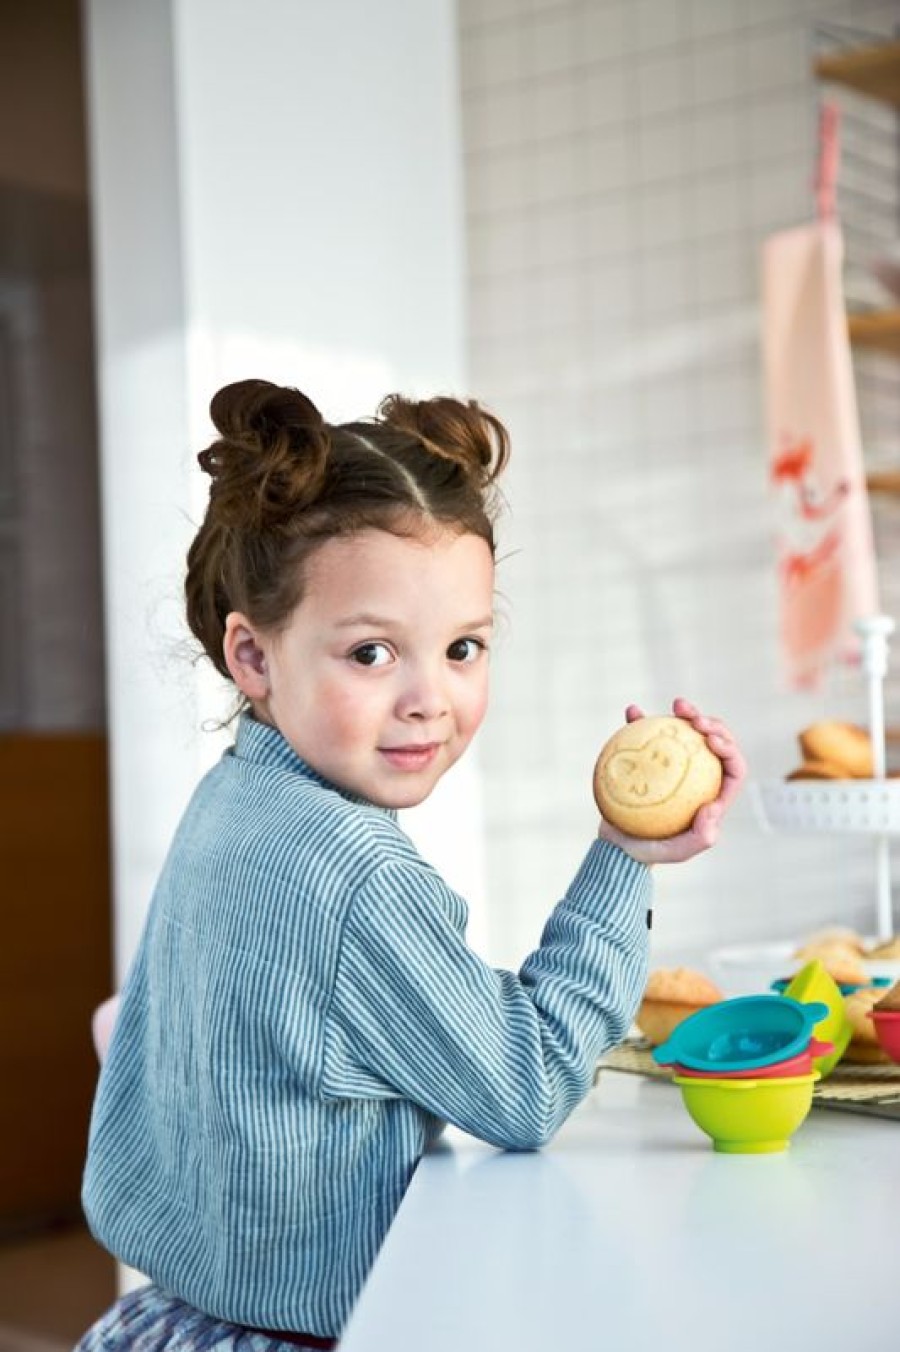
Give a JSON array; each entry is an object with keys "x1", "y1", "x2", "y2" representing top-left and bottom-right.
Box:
[
  {"x1": 643, "y1": 968, "x2": 723, "y2": 1004},
  {"x1": 786, "y1": 760, "x2": 848, "y2": 781},
  {"x1": 874, "y1": 979, "x2": 900, "y2": 1013},
  {"x1": 867, "y1": 936, "x2": 900, "y2": 960},
  {"x1": 635, "y1": 967, "x2": 723, "y2": 1047},
  {"x1": 842, "y1": 987, "x2": 892, "y2": 1063},
  {"x1": 792, "y1": 939, "x2": 868, "y2": 986},
  {"x1": 797, "y1": 721, "x2": 872, "y2": 778},
  {"x1": 804, "y1": 926, "x2": 866, "y2": 954},
  {"x1": 593, "y1": 715, "x2": 722, "y2": 839},
  {"x1": 843, "y1": 986, "x2": 881, "y2": 1040}
]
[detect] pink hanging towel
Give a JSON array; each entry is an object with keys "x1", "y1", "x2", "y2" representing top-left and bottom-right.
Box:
[{"x1": 761, "y1": 218, "x2": 879, "y2": 688}]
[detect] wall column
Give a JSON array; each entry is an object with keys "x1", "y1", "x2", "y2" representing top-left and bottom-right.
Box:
[{"x1": 83, "y1": 0, "x2": 486, "y2": 976}]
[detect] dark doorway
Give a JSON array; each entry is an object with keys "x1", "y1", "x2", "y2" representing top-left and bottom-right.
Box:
[{"x1": 0, "y1": 0, "x2": 116, "y2": 1341}]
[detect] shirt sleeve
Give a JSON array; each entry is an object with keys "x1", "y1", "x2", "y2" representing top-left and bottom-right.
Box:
[{"x1": 321, "y1": 839, "x2": 651, "y2": 1149}]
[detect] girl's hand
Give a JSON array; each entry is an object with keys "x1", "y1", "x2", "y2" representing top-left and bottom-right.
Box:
[{"x1": 597, "y1": 696, "x2": 746, "y2": 865}]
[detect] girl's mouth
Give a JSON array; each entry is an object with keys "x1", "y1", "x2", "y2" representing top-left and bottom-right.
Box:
[{"x1": 379, "y1": 744, "x2": 441, "y2": 771}]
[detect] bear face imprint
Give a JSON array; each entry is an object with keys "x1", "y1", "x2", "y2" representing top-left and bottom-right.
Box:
[{"x1": 603, "y1": 733, "x2": 691, "y2": 807}]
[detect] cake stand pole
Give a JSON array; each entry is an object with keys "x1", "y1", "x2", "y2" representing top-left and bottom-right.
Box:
[{"x1": 854, "y1": 614, "x2": 896, "y2": 941}]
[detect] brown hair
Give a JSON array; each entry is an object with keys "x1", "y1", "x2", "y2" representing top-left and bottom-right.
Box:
[{"x1": 185, "y1": 378, "x2": 510, "y2": 679}]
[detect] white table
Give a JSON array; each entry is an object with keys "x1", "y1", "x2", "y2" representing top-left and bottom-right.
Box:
[{"x1": 340, "y1": 1069, "x2": 898, "y2": 1350}]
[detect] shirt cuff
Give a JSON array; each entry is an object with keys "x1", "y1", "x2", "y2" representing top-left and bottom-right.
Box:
[{"x1": 565, "y1": 838, "x2": 652, "y2": 928}]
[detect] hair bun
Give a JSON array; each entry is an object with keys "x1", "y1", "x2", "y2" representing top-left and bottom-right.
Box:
[
  {"x1": 209, "y1": 379, "x2": 324, "y2": 444},
  {"x1": 378, "y1": 394, "x2": 509, "y2": 486},
  {"x1": 199, "y1": 379, "x2": 329, "y2": 529}
]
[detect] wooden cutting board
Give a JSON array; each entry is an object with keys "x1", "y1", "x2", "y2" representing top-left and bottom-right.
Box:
[{"x1": 599, "y1": 1039, "x2": 900, "y2": 1121}]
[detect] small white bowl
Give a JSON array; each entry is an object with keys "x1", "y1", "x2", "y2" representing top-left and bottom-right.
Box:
[
  {"x1": 708, "y1": 942, "x2": 798, "y2": 997},
  {"x1": 709, "y1": 940, "x2": 900, "y2": 998}
]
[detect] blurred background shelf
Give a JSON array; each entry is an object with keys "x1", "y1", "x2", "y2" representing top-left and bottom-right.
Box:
[
  {"x1": 866, "y1": 469, "x2": 900, "y2": 494},
  {"x1": 815, "y1": 28, "x2": 900, "y2": 505},
  {"x1": 848, "y1": 308, "x2": 900, "y2": 355},
  {"x1": 814, "y1": 37, "x2": 900, "y2": 106}
]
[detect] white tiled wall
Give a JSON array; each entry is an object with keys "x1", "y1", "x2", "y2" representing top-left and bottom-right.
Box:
[{"x1": 459, "y1": 0, "x2": 900, "y2": 968}]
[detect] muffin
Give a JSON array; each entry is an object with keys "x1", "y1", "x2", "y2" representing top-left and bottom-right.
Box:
[
  {"x1": 867, "y1": 936, "x2": 900, "y2": 961},
  {"x1": 803, "y1": 926, "x2": 866, "y2": 954},
  {"x1": 843, "y1": 987, "x2": 892, "y2": 1064},
  {"x1": 874, "y1": 979, "x2": 900, "y2": 1014},
  {"x1": 635, "y1": 967, "x2": 724, "y2": 1047},
  {"x1": 792, "y1": 939, "x2": 868, "y2": 987}
]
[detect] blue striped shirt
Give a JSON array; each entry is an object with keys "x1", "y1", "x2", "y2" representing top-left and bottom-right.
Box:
[{"x1": 82, "y1": 715, "x2": 651, "y2": 1335}]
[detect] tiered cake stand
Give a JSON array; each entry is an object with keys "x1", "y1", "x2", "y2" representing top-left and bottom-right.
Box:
[{"x1": 752, "y1": 615, "x2": 899, "y2": 941}]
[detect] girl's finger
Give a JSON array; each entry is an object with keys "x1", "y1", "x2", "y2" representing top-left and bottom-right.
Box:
[
  {"x1": 692, "y1": 801, "x2": 722, "y2": 837},
  {"x1": 692, "y1": 715, "x2": 728, "y2": 737},
  {"x1": 707, "y1": 731, "x2": 742, "y2": 763}
]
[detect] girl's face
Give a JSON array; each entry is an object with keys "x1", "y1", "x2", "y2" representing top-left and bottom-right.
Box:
[{"x1": 226, "y1": 527, "x2": 495, "y2": 809}]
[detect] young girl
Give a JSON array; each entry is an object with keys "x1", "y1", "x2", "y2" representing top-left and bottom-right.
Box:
[{"x1": 77, "y1": 379, "x2": 745, "y2": 1349}]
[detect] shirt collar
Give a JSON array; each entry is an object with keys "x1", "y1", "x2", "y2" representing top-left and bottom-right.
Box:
[{"x1": 231, "y1": 714, "x2": 398, "y2": 818}]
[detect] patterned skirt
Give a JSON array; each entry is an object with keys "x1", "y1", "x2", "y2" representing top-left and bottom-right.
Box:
[{"x1": 75, "y1": 1283, "x2": 338, "y2": 1350}]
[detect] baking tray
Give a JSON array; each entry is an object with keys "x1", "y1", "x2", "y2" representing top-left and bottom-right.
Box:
[{"x1": 598, "y1": 1039, "x2": 900, "y2": 1121}]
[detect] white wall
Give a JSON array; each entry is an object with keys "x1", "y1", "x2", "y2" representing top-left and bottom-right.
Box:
[
  {"x1": 83, "y1": 0, "x2": 486, "y2": 976},
  {"x1": 85, "y1": 0, "x2": 900, "y2": 989},
  {"x1": 458, "y1": 0, "x2": 900, "y2": 967}
]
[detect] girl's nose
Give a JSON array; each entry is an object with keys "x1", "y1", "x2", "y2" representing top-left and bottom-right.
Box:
[{"x1": 396, "y1": 667, "x2": 449, "y2": 721}]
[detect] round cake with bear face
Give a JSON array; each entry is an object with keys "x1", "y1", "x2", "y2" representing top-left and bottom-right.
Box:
[{"x1": 593, "y1": 714, "x2": 723, "y2": 839}]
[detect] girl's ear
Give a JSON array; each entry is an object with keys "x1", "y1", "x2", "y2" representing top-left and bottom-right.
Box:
[{"x1": 223, "y1": 612, "x2": 270, "y2": 701}]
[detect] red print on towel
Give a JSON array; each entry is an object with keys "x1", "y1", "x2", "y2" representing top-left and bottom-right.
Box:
[{"x1": 771, "y1": 434, "x2": 850, "y2": 687}]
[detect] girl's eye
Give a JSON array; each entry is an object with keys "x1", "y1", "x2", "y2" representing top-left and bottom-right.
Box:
[
  {"x1": 447, "y1": 638, "x2": 485, "y2": 664},
  {"x1": 350, "y1": 642, "x2": 392, "y2": 668}
]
